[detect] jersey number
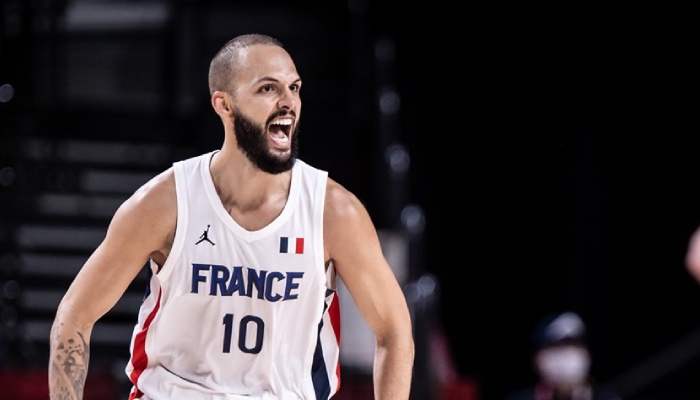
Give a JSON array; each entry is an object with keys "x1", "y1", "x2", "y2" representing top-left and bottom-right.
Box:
[{"x1": 222, "y1": 313, "x2": 264, "y2": 354}]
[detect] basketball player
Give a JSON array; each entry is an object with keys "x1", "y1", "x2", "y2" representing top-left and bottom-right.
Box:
[{"x1": 48, "y1": 33, "x2": 415, "y2": 400}]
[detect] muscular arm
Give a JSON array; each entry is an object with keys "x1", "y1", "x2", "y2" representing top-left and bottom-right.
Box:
[
  {"x1": 49, "y1": 170, "x2": 176, "y2": 400},
  {"x1": 324, "y1": 179, "x2": 415, "y2": 400},
  {"x1": 686, "y1": 226, "x2": 700, "y2": 283}
]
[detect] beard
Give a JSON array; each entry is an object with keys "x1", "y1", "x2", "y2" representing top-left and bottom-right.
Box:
[{"x1": 233, "y1": 109, "x2": 300, "y2": 174}]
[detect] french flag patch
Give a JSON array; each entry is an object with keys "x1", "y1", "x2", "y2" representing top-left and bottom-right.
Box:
[{"x1": 280, "y1": 237, "x2": 304, "y2": 254}]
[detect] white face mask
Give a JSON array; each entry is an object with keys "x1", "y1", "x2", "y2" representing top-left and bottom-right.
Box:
[{"x1": 536, "y1": 346, "x2": 591, "y2": 386}]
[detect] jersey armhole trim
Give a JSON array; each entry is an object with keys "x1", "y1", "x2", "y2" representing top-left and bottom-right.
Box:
[
  {"x1": 156, "y1": 161, "x2": 189, "y2": 281},
  {"x1": 315, "y1": 170, "x2": 334, "y2": 290}
]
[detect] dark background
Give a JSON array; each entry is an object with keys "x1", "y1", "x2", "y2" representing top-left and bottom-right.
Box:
[{"x1": 3, "y1": 1, "x2": 700, "y2": 400}]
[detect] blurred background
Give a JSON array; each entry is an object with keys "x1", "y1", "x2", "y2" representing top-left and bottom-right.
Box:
[{"x1": 3, "y1": 0, "x2": 700, "y2": 399}]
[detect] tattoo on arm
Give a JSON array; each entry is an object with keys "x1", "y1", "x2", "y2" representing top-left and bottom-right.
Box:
[{"x1": 50, "y1": 322, "x2": 90, "y2": 400}]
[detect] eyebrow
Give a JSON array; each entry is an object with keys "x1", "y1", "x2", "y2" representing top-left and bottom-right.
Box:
[{"x1": 255, "y1": 77, "x2": 302, "y2": 85}]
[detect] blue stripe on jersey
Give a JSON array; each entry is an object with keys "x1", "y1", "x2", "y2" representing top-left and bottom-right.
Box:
[
  {"x1": 279, "y1": 237, "x2": 289, "y2": 253},
  {"x1": 142, "y1": 263, "x2": 153, "y2": 301},
  {"x1": 311, "y1": 302, "x2": 331, "y2": 400}
]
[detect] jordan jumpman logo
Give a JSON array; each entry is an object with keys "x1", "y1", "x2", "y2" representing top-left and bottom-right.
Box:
[{"x1": 196, "y1": 224, "x2": 215, "y2": 245}]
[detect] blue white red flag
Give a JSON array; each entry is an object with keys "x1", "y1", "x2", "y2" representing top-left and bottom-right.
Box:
[{"x1": 280, "y1": 237, "x2": 304, "y2": 254}]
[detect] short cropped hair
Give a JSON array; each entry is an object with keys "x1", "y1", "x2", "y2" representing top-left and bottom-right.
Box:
[{"x1": 208, "y1": 33, "x2": 285, "y2": 95}]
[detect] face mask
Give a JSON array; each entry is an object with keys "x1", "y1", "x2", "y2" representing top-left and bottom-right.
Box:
[{"x1": 536, "y1": 346, "x2": 590, "y2": 385}]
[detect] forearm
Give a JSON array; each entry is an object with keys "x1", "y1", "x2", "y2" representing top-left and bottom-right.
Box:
[
  {"x1": 373, "y1": 339, "x2": 415, "y2": 400},
  {"x1": 49, "y1": 318, "x2": 91, "y2": 400}
]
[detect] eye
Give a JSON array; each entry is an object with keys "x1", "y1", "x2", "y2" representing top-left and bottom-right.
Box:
[
  {"x1": 260, "y1": 85, "x2": 275, "y2": 93},
  {"x1": 290, "y1": 84, "x2": 300, "y2": 92}
]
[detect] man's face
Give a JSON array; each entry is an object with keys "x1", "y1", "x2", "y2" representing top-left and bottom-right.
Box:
[
  {"x1": 233, "y1": 107, "x2": 300, "y2": 174},
  {"x1": 229, "y1": 44, "x2": 302, "y2": 174}
]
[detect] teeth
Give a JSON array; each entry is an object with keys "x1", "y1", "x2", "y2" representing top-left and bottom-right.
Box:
[{"x1": 272, "y1": 119, "x2": 293, "y2": 126}]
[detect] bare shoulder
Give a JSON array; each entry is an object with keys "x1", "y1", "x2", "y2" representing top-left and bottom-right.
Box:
[
  {"x1": 122, "y1": 167, "x2": 177, "y2": 220},
  {"x1": 128, "y1": 167, "x2": 177, "y2": 212},
  {"x1": 109, "y1": 167, "x2": 177, "y2": 250},
  {"x1": 324, "y1": 178, "x2": 368, "y2": 223},
  {"x1": 323, "y1": 178, "x2": 378, "y2": 260}
]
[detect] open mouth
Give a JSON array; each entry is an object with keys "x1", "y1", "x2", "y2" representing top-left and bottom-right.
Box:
[{"x1": 269, "y1": 118, "x2": 293, "y2": 146}]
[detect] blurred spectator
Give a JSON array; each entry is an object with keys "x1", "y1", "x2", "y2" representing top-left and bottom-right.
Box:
[{"x1": 504, "y1": 311, "x2": 622, "y2": 400}]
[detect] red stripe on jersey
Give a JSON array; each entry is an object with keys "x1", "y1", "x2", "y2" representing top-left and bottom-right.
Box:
[
  {"x1": 129, "y1": 289, "x2": 162, "y2": 398},
  {"x1": 329, "y1": 292, "x2": 342, "y2": 384}
]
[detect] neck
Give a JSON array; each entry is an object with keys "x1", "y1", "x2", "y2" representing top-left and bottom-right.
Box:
[{"x1": 209, "y1": 148, "x2": 292, "y2": 212}]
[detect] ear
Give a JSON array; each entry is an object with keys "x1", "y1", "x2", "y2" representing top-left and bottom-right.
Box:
[{"x1": 211, "y1": 91, "x2": 234, "y2": 117}]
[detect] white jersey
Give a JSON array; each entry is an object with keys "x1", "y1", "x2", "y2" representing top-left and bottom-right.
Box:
[{"x1": 125, "y1": 151, "x2": 341, "y2": 400}]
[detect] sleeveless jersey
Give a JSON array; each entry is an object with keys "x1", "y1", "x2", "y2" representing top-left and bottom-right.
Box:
[{"x1": 125, "y1": 151, "x2": 341, "y2": 400}]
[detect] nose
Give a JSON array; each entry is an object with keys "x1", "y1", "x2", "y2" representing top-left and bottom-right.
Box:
[{"x1": 277, "y1": 90, "x2": 296, "y2": 109}]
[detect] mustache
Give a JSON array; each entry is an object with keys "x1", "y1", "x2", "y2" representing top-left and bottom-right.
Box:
[{"x1": 266, "y1": 109, "x2": 296, "y2": 124}]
